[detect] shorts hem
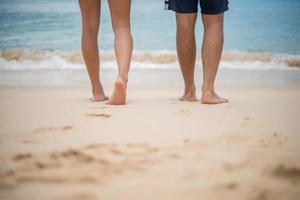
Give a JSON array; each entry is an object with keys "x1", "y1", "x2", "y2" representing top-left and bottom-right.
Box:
[
  {"x1": 168, "y1": 8, "x2": 198, "y2": 13},
  {"x1": 201, "y1": 7, "x2": 229, "y2": 15}
]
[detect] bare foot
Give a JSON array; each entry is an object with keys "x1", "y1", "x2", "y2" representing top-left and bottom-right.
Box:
[
  {"x1": 179, "y1": 86, "x2": 198, "y2": 102},
  {"x1": 201, "y1": 91, "x2": 228, "y2": 104},
  {"x1": 179, "y1": 93, "x2": 198, "y2": 102},
  {"x1": 91, "y1": 95, "x2": 108, "y2": 102},
  {"x1": 90, "y1": 86, "x2": 108, "y2": 102},
  {"x1": 106, "y1": 78, "x2": 126, "y2": 105}
]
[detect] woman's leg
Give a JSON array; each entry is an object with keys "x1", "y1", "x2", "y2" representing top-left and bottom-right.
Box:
[
  {"x1": 106, "y1": 0, "x2": 133, "y2": 105},
  {"x1": 78, "y1": 0, "x2": 108, "y2": 102}
]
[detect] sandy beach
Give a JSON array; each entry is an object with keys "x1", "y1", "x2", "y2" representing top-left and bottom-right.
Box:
[
  {"x1": 0, "y1": 78, "x2": 300, "y2": 199},
  {"x1": 1, "y1": 0, "x2": 300, "y2": 199}
]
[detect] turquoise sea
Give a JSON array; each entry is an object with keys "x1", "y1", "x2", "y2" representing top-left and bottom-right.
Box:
[{"x1": 0, "y1": 0, "x2": 300, "y2": 71}]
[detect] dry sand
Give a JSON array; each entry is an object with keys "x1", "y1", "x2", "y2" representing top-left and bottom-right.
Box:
[{"x1": 0, "y1": 84, "x2": 300, "y2": 200}]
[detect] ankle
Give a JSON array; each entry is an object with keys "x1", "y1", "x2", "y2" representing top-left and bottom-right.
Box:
[
  {"x1": 202, "y1": 90, "x2": 215, "y2": 97},
  {"x1": 117, "y1": 76, "x2": 128, "y2": 84},
  {"x1": 202, "y1": 85, "x2": 214, "y2": 94},
  {"x1": 92, "y1": 82, "x2": 103, "y2": 94},
  {"x1": 184, "y1": 84, "x2": 196, "y2": 94}
]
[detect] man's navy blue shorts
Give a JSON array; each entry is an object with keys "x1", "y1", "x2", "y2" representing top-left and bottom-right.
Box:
[{"x1": 165, "y1": 0, "x2": 229, "y2": 15}]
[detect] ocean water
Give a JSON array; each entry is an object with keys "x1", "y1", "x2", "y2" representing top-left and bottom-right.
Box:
[{"x1": 0, "y1": 0, "x2": 300, "y2": 71}]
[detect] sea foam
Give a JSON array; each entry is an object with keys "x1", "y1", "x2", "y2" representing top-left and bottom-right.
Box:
[{"x1": 0, "y1": 49, "x2": 299, "y2": 71}]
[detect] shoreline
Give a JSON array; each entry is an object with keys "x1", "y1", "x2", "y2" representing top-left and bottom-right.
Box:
[{"x1": 1, "y1": 68, "x2": 300, "y2": 86}]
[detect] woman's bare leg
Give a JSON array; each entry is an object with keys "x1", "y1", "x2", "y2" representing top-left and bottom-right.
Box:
[
  {"x1": 79, "y1": 0, "x2": 108, "y2": 102},
  {"x1": 106, "y1": 0, "x2": 133, "y2": 105}
]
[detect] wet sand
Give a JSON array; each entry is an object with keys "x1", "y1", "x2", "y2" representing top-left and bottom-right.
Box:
[{"x1": 0, "y1": 84, "x2": 300, "y2": 200}]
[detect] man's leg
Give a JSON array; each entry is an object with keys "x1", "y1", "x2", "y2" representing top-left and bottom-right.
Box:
[
  {"x1": 176, "y1": 13, "x2": 198, "y2": 102},
  {"x1": 201, "y1": 13, "x2": 228, "y2": 104}
]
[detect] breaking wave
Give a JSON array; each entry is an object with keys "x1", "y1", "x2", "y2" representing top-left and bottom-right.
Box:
[{"x1": 0, "y1": 49, "x2": 300, "y2": 71}]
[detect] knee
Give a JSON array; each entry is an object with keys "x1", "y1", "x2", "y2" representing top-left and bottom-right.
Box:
[
  {"x1": 112, "y1": 23, "x2": 131, "y2": 35},
  {"x1": 82, "y1": 22, "x2": 99, "y2": 37},
  {"x1": 176, "y1": 17, "x2": 196, "y2": 33},
  {"x1": 202, "y1": 15, "x2": 224, "y2": 31}
]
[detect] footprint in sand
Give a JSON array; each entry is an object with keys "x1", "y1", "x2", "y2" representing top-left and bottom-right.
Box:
[
  {"x1": 0, "y1": 143, "x2": 162, "y2": 188},
  {"x1": 259, "y1": 132, "x2": 287, "y2": 148},
  {"x1": 272, "y1": 164, "x2": 300, "y2": 185},
  {"x1": 272, "y1": 132, "x2": 287, "y2": 146},
  {"x1": 33, "y1": 126, "x2": 73, "y2": 134},
  {"x1": 224, "y1": 182, "x2": 238, "y2": 190},
  {"x1": 13, "y1": 153, "x2": 32, "y2": 161},
  {"x1": 86, "y1": 113, "x2": 111, "y2": 119},
  {"x1": 216, "y1": 182, "x2": 238, "y2": 190}
]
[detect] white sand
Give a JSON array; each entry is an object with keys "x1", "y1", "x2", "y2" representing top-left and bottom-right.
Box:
[{"x1": 0, "y1": 84, "x2": 300, "y2": 200}]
